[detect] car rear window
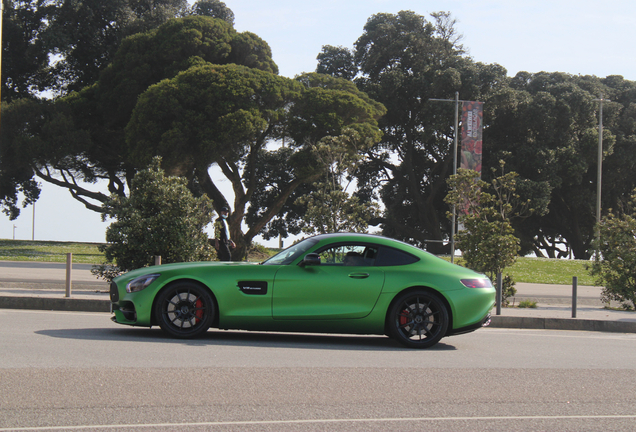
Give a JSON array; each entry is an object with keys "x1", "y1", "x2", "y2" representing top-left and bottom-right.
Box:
[{"x1": 374, "y1": 246, "x2": 420, "y2": 266}]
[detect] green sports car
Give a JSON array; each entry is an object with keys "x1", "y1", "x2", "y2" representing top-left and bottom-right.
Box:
[{"x1": 110, "y1": 233, "x2": 495, "y2": 348}]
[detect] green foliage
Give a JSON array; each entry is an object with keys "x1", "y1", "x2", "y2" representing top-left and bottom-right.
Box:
[
  {"x1": 589, "y1": 191, "x2": 636, "y2": 309},
  {"x1": 190, "y1": 0, "x2": 235, "y2": 25},
  {"x1": 96, "y1": 158, "x2": 213, "y2": 278},
  {"x1": 484, "y1": 72, "x2": 636, "y2": 259},
  {"x1": 517, "y1": 300, "x2": 537, "y2": 308},
  {"x1": 125, "y1": 63, "x2": 297, "y2": 172},
  {"x1": 1, "y1": 0, "x2": 57, "y2": 102},
  {"x1": 316, "y1": 45, "x2": 357, "y2": 80},
  {"x1": 44, "y1": 0, "x2": 190, "y2": 95}
]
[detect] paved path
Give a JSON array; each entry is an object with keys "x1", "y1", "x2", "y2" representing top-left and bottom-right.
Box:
[{"x1": 1, "y1": 261, "x2": 635, "y2": 332}]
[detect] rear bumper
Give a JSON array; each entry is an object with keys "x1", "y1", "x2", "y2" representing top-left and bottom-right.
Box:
[{"x1": 446, "y1": 311, "x2": 491, "y2": 336}]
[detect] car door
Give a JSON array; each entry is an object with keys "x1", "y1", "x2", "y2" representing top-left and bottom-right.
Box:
[{"x1": 272, "y1": 243, "x2": 385, "y2": 320}]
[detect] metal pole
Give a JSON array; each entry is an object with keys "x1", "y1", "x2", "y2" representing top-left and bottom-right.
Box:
[
  {"x1": 32, "y1": 203, "x2": 35, "y2": 241},
  {"x1": 65, "y1": 253, "x2": 72, "y2": 297},
  {"x1": 496, "y1": 272, "x2": 502, "y2": 315},
  {"x1": 429, "y1": 93, "x2": 462, "y2": 262},
  {"x1": 450, "y1": 92, "x2": 459, "y2": 263},
  {"x1": 572, "y1": 276, "x2": 578, "y2": 318},
  {"x1": 154, "y1": 255, "x2": 162, "y2": 266}
]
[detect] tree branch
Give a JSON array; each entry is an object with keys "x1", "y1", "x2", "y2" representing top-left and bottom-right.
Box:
[{"x1": 33, "y1": 166, "x2": 110, "y2": 212}]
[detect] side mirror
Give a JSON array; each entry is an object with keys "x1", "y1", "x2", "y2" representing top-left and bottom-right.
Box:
[{"x1": 300, "y1": 253, "x2": 321, "y2": 267}]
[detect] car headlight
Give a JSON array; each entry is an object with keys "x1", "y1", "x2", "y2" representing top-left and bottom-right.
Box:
[
  {"x1": 126, "y1": 274, "x2": 161, "y2": 293},
  {"x1": 460, "y1": 278, "x2": 493, "y2": 288}
]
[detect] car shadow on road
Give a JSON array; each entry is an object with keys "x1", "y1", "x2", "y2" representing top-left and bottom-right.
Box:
[{"x1": 35, "y1": 327, "x2": 458, "y2": 351}]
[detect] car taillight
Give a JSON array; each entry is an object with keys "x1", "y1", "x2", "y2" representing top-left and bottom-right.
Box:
[{"x1": 461, "y1": 278, "x2": 493, "y2": 288}]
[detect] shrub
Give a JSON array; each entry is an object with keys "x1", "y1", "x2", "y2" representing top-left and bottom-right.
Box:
[{"x1": 92, "y1": 157, "x2": 213, "y2": 281}]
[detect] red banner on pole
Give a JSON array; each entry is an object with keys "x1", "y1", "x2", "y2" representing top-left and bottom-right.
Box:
[{"x1": 460, "y1": 101, "x2": 483, "y2": 175}]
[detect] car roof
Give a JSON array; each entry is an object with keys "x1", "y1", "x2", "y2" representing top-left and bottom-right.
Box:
[{"x1": 308, "y1": 233, "x2": 425, "y2": 252}]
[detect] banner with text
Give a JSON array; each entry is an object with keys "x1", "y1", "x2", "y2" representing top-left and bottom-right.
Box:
[{"x1": 460, "y1": 101, "x2": 483, "y2": 175}]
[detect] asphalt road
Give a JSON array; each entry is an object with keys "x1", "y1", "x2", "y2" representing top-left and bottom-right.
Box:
[{"x1": 1, "y1": 309, "x2": 636, "y2": 432}]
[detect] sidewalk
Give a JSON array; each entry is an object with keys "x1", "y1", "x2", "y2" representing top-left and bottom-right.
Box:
[
  {"x1": 0, "y1": 261, "x2": 110, "y2": 312},
  {"x1": 1, "y1": 262, "x2": 635, "y2": 333}
]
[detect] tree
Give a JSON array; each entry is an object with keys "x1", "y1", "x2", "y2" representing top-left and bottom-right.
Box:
[
  {"x1": 190, "y1": 0, "x2": 234, "y2": 25},
  {"x1": 46, "y1": 0, "x2": 191, "y2": 94},
  {"x1": 316, "y1": 45, "x2": 357, "y2": 80},
  {"x1": 95, "y1": 157, "x2": 213, "y2": 279},
  {"x1": 1, "y1": 0, "x2": 57, "y2": 102},
  {"x1": 1, "y1": 15, "x2": 278, "y2": 218},
  {"x1": 126, "y1": 68, "x2": 385, "y2": 259},
  {"x1": 483, "y1": 72, "x2": 636, "y2": 259},
  {"x1": 1, "y1": 0, "x2": 190, "y2": 97},
  {"x1": 589, "y1": 190, "x2": 636, "y2": 310},
  {"x1": 0, "y1": 0, "x2": 196, "y2": 219},
  {"x1": 321, "y1": 11, "x2": 509, "y2": 253},
  {"x1": 445, "y1": 165, "x2": 538, "y2": 304}
]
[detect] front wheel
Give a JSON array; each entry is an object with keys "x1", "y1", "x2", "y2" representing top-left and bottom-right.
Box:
[
  {"x1": 387, "y1": 290, "x2": 449, "y2": 348},
  {"x1": 154, "y1": 282, "x2": 215, "y2": 338}
]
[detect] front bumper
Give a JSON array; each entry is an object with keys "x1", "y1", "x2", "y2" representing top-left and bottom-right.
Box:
[{"x1": 110, "y1": 281, "x2": 153, "y2": 327}]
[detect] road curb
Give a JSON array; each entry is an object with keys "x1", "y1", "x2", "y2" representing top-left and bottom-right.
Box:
[
  {"x1": 490, "y1": 315, "x2": 636, "y2": 334},
  {"x1": 0, "y1": 296, "x2": 110, "y2": 313}
]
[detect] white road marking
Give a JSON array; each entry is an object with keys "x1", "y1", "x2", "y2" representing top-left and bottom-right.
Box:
[{"x1": 2, "y1": 415, "x2": 636, "y2": 431}]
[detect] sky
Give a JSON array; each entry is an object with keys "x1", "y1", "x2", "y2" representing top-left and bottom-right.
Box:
[{"x1": 2, "y1": 0, "x2": 635, "y2": 245}]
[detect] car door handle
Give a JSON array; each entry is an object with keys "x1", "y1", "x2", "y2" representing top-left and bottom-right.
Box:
[{"x1": 348, "y1": 272, "x2": 370, "y2": 279}]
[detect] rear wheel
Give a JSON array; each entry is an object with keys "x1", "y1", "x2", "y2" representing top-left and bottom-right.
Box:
[
  {"x1": 154, "y1": 282, "x2": 215, "y2": 338},
  {"x1": 388, "y1": 290, "x2": 448, "y2": 348}
]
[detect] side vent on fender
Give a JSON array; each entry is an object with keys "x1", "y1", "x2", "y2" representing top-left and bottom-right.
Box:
[{"x1": 237, "y1": 281, "x2": 268, "y2": 295}]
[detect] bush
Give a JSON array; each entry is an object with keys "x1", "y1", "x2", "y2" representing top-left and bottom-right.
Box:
[{"x1": 92, "y1": 157, "x2": 213, "y2": 281}]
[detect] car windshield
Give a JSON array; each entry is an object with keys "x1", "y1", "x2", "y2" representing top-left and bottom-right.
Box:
[{"x1": 261, "y1": 238, "x2": 319, "y2": 265}]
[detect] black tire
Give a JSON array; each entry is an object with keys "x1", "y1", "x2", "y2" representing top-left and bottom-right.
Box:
[
  {"x1": 387, "y1": 290, "x2": 449, "y2": 348},
  {"x1": 154, "y1": 282, "x2": 215, "y2": 339}
]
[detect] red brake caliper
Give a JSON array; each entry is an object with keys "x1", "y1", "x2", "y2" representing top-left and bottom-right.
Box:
[
  {"x1": 194, "y1": 299, "x2": 204, "y2": 323},
  {"x1": 399, "y1": 309, "x2": 409, "y2": 326}
]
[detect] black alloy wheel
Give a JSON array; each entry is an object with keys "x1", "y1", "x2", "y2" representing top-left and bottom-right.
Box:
[
  {"x1": 388, "y1": 290, "x2": 449, "y2": 348},
  {"x1": 154, "y1": 282, "x2": 215, "y2": 338}
]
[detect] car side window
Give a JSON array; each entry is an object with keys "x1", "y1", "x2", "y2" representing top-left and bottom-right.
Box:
[
  {"x1": 317, "y1": 244, "x2": 378, "y2": 266},
  {"x1": 374, "y1": 246, "x2": 420, "y2": 266}
]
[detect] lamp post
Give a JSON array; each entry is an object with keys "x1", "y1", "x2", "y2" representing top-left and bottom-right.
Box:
[{"x1": 429, "y1": 92, "x2": 460, "y2": 262}]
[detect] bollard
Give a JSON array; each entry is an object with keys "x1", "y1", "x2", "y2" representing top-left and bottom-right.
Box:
[
  {"x1": 65, "y1": 253, "x2": 72, "y2": 298},
  {"x1": 154, "y1": 255, "x2": 162, "y2": 266},
  {"x1": 572, "y1": 276, "x2": 578, "y2": 318},
  {"x1": 496, "y1": 272, "x2": 502, "y2": 315}
]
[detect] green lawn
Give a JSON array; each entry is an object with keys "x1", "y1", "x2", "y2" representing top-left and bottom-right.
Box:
[
  {"x1": 0, "y1": 239, "x2": 598, "y2": 285},
  {"x1": 508, "y1": 257, "x2": 596, "y2": 286},
  {"x1": 446, "y1": 256, "x2": 596, "y2": 286},
  {"x1": 0, "y1": 240, "x2": 105, "y2": 264}
]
